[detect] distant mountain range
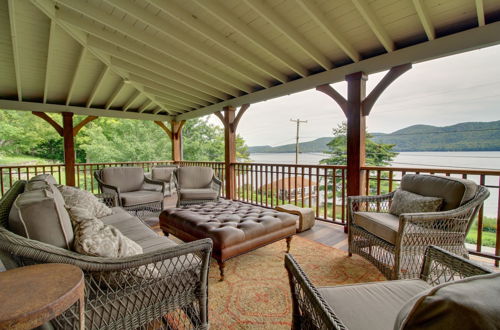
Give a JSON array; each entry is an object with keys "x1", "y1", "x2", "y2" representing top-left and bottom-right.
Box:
[{"x1": 248, "y1": 121, "x2": 500, "y2": 153}]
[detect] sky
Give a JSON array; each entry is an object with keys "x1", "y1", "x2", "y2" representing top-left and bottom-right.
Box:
[{"x1": 208, "y1": 44, "x2": 500, "y2": 147}]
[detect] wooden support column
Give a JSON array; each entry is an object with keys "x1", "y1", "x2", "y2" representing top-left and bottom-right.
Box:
[
  {"x1": 171, "y1": 121, "x2": 185, "y2": 163},
  {"x1": 62, "y1": 112, "x2": 76, "y2": 186},
  {"x1": 33, "y1": 112, "x2": 99, "y2": 187},
  {"x1": 215, "y1": 104, "x2": 249, "y2": 200}
]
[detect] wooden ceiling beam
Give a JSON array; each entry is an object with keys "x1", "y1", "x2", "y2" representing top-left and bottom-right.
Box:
[
  {"x1": 194, "y1": 0, "x2": 308, "y2": 77},
  {"x1": 412, "y1": 0, "x2": 436, "y2": 41},
  {"x1": 153, "y1": 97, "x2": 189, "y2": 113},
  {"x1": 244, "y1": 0, "x2": 332, "y2": 70},
  {"x1": 105, "y1": 80, "x2": 126, "y2": 110},
  {"x1": 122, "y1": 90, "x2": 141, "y2": 112},
  {"x1": 475, "y1": 0, "x2": 486, "y2": 26},
  {"x1": 296, "y1": 0, "x2": 360, "y2": 62},
  {"x1": 72, "y1": 0, "x2": 270, "y2": 88},
  {"x1": 32, "y1": 0, "x2": 168, "y2": 115},
  {"x1": 66, "y1": 47, "x2": 86, "y2": 105},
  {"x1": 147, "y1": 0, "x2": 288, "y2": 83},
  {"x1": 2, "y1": 99, "x2": 173, "y2": 121},
  {"x1": 129, "y1": 74, "x2": 208, "y2": 107},
  {"x1": 143, "y1": 87, "x2": 199, "y2": 109},
  {"x1": 111, "y1": 57, "x2": 219, "y2": 104},
  {"x1": 351, "y1": 0, "x2": 395, "y2": 52},
  {"x1": 86, "y1": 66, "x2": 108, "y2": 108},
  {"x1": 138, "y1": 100, "x2": 153, "y2": 113},
  {"x1": 8, "y1": 0, "x2": 22, "y2": 101},
  {"x1": 87, "y1": 37, "x2": 229, "y2": 100},
  {"x1": 43, "y1": 20, "x2": 56, "y2": 103}
]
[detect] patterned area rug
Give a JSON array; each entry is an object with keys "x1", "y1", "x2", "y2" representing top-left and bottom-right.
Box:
[{"x1": 206, "y1": 236, "x2": 385, "y2": 329}]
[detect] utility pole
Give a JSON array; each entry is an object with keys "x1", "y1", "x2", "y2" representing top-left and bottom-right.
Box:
[{"x1": 290, "y1": 118, "x2": 307, "y2": 164}]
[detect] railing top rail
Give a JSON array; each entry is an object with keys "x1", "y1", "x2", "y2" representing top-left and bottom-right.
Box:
[
  {"x1": 0, "y1": 164, "x2": 65, "y2": 169},
  {"x1": 233, "y1": 162, "x2": 347, "y2": 169},
  {"x1": 177, "y1": 161, "x2": 224, "y2": 164},
  {"x1": 75, "y1": 160, "x2": 174, "y2": 166},
  {"x1": 362, "y1": 166, "x2": 500, "y2": 176}
]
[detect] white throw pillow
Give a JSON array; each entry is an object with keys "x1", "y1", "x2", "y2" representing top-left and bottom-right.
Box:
[{"x1": 58, "y1": 185, "x2": 112, "y2": 218}]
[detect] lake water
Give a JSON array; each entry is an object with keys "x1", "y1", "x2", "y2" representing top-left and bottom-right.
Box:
[{"x1": 250, "y1": 151, "x2": 500, "y2": 216}]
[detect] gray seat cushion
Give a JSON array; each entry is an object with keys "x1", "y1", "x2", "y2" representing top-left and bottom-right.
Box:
[
  {"x1": 177, "y1": 166, "x2": 213, "y2": 189},
  {"x1": 395, "y1": 273, "x2": 500, "y2": 330},
  {"x1": 401, "y1": 174, "x2": 478, "y2": 211},
  {"x1": 101, "y1": 167, "x2": 145, "y2": 193},
  {"x1": 119, "y1": 190, "x2": 163, "y2": 207},
  {"x1": 101, "y1": 213, "x2": 157, "y2": 242},
  {"x1": 318, "y1": 279, "x2": 431, "y2": 330},
  {"x1": 354, "y1": 211, "x2": 400, "y2": 244},
  {"x1": 179, "y1": 188, "x2": 218, "y2": 201}
]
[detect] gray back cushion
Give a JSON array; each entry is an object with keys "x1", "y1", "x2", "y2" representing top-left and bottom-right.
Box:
[
  {"x1": 152, "y1": 167, "x2": 176, "y2": 182},
  {"x1": 395, "y1": 272, "x2": 500, "y2": 330},
  {"x1": 177, "y1": 166, "x2": 213, "y2": 189},
  {"x1": 8, "y1": 188, "x2": 74, "y2": 249},
  {"x1": 101, "y1": 167, "x2": 144, "y2": 192},
  {"x1": 400, "y1": 174, "x2": 478, "y2": 211}
]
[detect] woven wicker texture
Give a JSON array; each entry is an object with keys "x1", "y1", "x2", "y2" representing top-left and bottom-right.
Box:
[
  {"x1": 0, "y1": 181, "x2": 212, "y2": 329},
  {"x1": 348, "y1": 185, "x2": 490, "y2": 279}
]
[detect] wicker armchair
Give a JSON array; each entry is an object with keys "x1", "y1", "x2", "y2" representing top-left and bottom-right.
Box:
[
  {"x1": 0, "y1": 181, "x2": 212, "y2": 329},
  {"x1": 94, "y1": 167, "x2": 165, "y2": 216},
  {"x1": 348, "y1": 174, "x2": 490, "y2": 279},
  {"x1": 145, "y1": 165, "x2": 178, "y2": 197},
  {"x1": 285, "y1": 246, "x2": 494, "y2": 330},
  {"x1": 174, "y1": 166, "x2": 222, "y2": 207}
]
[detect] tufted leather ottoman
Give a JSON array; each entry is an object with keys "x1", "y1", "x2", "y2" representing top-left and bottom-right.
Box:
[{"x1": 160, "y1": 200, "x2": 297, "y2": 280}]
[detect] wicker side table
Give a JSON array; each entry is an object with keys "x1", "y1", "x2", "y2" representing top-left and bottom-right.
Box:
[
  {"x1": 0, "y1": 263, "x2": 85, "y2": 329},
  {"x1": 276, "y1": 204, "x2": 316, "y2": 232}
]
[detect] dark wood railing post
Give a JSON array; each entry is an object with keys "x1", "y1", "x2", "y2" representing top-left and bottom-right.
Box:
[{"x1": 62, "y1": 112, "x2": 76, "y2": 186}]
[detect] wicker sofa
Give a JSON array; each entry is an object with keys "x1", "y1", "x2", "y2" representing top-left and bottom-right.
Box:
[
  {"x1": 286, "y1": 246, "x2": 498, "y2": 330},
  {"x1": 348, "y1": 174, "x2": 490, "y2": 279},
  {"x1": 0, "y1": 176, "x2": 212, "y2": 329}
]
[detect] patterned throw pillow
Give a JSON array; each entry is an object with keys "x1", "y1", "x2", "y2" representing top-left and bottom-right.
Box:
[
  {"x1": 58, "y1": 185, "x2": 112, "y2": 218},
  {"x1": 389, "y1": 189, "x2": 443, "y2": 216}
]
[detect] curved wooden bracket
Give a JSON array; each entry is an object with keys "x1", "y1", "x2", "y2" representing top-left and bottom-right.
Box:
[
  {"x1": 362, "y1": 63, "x2": 412, "y2": 116},
  {"x1": 32, "y1": 111, "x2": 63, "y2": 136},
  {"x1": 214, "y1": 111, "x2": 226, "y2": 128},
  {"x1": 171, "y1": 120, "x2": 185, "y2": 140},
  {"x1": 215, "y1": 104, "x2": 249, "y2": 133},
  {"x1": 154, "y1": 121, "x2": 173, "y2": 139},
  {"x1": 232, "y1": 104, "x2": 249, "y2": 132},
  {"x1": 316, "y1": 84, "x2": 348, "y2": 116},
  {"x1": 73, "y1": 116, "x2": 98, "y2": 136}
]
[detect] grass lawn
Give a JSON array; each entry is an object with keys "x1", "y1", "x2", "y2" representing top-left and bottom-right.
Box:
[
  {"x1": 0, "y1": 155, "x2": 56, "y2": 166},
  {"x1": 466, "y1": 227, "x2": 497, "y2": 248}
]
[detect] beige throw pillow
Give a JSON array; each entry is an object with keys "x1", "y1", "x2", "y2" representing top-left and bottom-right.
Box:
[
  {"x1": 58, "y1": 185, "x2": 112, "y2": 218},
  {"x1": 390, "y1": 189, "x2": 443, "y2": 216}
]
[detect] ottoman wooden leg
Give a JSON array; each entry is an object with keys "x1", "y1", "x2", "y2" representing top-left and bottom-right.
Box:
[
  {"x1": 217, "y1": 260, "x2": 225, "y2": 281},
  {"x1": 286, "y1": 236, "x2": 292, "y2": 253}
]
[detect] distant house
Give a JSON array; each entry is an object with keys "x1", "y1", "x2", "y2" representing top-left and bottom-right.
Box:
[{"x1": 259, "y1": 176, "x2": 317, "y2": 200}]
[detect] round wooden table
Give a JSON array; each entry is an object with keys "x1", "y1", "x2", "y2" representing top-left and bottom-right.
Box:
[{"x1": 0, "y1": 263, "x2": 85, "y2": 329}]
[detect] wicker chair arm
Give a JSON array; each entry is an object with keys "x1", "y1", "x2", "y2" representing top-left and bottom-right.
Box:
[
  {"x1": 348, "y1": 192, "x2": 394, "y2": 205},
  {"x1": 143, "y1": 176, "x2": 166, "y2": 195},
  {"x1": 420, "y1": 246, "x2": 492, "y2": 285},
  {"x1": 94, "y1": 173, "x2": 120, "y2": 195},
  {"x1": 211, "y1": 176, "x2": 222, "y2": 196}
]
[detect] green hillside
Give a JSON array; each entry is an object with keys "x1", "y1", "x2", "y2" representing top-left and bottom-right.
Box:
[{"x1": 248, "y1": 121, "x2": 500, "y2": 153}]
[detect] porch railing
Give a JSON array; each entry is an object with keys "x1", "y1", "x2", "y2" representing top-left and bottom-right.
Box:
[{"x1": 1, "y1": 161, "x2": 499, "y2": 266}]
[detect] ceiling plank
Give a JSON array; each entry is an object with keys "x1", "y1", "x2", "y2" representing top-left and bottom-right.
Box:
[
  {"x1": 244, "y1": 0, "x2": 332, "y2": 70},
  {"x1": 8, "y1": 0, "x2": 22, "y2": 101},
  {"x1": 66, "y1": 47, "x2": 86, "y2": 105},
  {"x1": 195, "y1": 0, "x2": 308, "y2": 77},
  {"x1": 1, "y1": 99, "x2": 173, "y2": 121},
  {"x1": 87, "y1": 37, "x2": 229, "y2": 100},
  {"x1": 138, "y1": 100, "x2": 153, "y2": 113},
  {"x1": 122, "y1": 90, "x2": 141, "y2": 112},
  {"x1": 43, "y1": 20, "x2": 56, "y2": 103},
  {"x1": 296, "y1": 0, "x2": 360, "y2": 62},
  {"x1": 412, "y1": 0, "x2": 435, "y2": 40},
  {"x1": 351, "y1": 0, "x2": 395, "y2": 52},
  {"x1": 105, "y1": 80, "x2": 126, "y2": 110},
  {"x1": 147, "y1": 0, "x2": 288, "y2": 83},
  {"x1": 143, "y1": 87, "x2": 199, "y2": 109},
  {"x1": 476, "y1": 0, "x2": 486, "y2": 26},
  {"x1": 86, "y1": 66, "x2": 109, "y2": 108},
  {"x1": 32, "y1": 0, "x2": 168, "y2": 115},
  {"x1": 61, "y1": 0, "x2": 270, "y2": 88},
  {"x1": 176, "y1": 21, "x2": 500, "y2": 120}
]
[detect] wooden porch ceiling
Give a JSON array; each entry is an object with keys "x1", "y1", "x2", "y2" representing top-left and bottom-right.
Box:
[{"x1": 0, "y1": 0, "x2": 499, "y2": 122}]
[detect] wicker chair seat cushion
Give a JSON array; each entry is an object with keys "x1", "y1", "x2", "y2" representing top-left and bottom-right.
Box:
[
  {"x1": 177, "y1": 166, "x2": 214, "y2": 189},
  {"x1": 58, "y1": 185, "x2": 112, "y2": 218},
  {"x1": 119, "y1": 190, "x2": 164, "y2": 207},
  {"x1": 395, "y1": 273, "x2": 500, "y2": 330},
  {"x1": 318, "y1": 279, "x2": 431, "y2": 330},
  {"x1": 354, "y1": 212, "x2": 400, "y2": 244},
  {"x1": 152, "y1": 167, "x2": 175, "y2": 182},
  {"x1": 389, "y1": 190, "x2": 443, "y2": 216},
  {"x1": 101, "y1": 167, "x2": 145, "y2": 193},
  {"x1": 401, "y1": 174, "x2": 478, "y2": 211},
  {"x1": 179, "y1": 188, "x2": 219, "y2": 201},
  {"x1": 9, "y1": 188, "x2": 74, "y2": 249},
  {"x1": 29, "y1": 173, "x2": 58, "y2": 185}
]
